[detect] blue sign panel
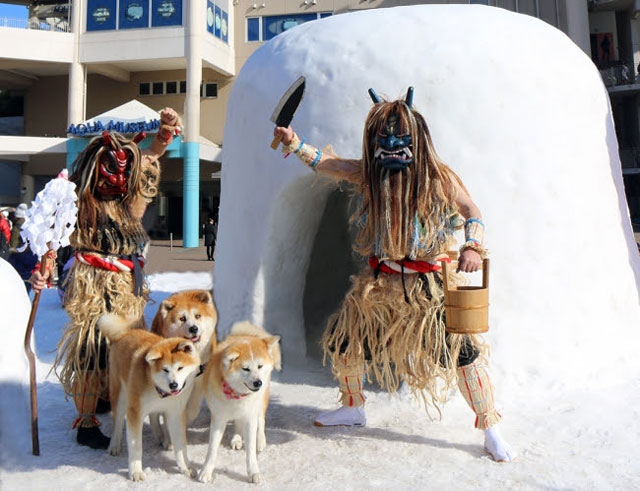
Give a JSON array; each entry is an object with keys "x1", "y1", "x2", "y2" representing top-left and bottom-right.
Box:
[
  {"x1": 214, "y1": 5, "x2": 221, "y2": 38},
  {"x1": 87, "y1": 0, "x2": 117, "y2": 31},
  {"x1": 262, "y1": 13, "x2": 316, "y2": 41},
  {"x1": 152, "y1": 0, "x2": 182, "y2": 27},
  {"x1": 120, "y1": 0, "x2": 149, "y2": 29},
  {"x1": 206, "y1": 1, "x2": 214, "y2": 34},
  {"x1": 221, "y1": 10, "x2": 228, "y2": 43}
]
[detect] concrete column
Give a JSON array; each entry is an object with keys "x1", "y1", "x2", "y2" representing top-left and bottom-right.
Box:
[
  {"x1": 565, "y1": 0, "x2": 591, "y2": 58},
  {"x1": 183, "y1": 0, "x2": 202, "y2": 248},
  {"x1": 67, "y1": 0, "x2": 85, "y2": 127},
  {"x1": 20, "y1": 174, "x2": 35, "y2": 204},
  {"x1": 67, "y1": 0, "x2": 85, "y2": 169}
]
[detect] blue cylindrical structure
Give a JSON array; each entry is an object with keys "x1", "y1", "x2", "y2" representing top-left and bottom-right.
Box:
[
  {"x1": 66, "y1": 137, "x2": 87, "y2": 169},
  {"x1": 182, "y1": 141, "x2": 200, "y2": 248}
]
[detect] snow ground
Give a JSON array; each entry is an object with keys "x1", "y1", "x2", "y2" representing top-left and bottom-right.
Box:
[{"x1": 1, "y1": 269, "x2": 639, "y2": 490}]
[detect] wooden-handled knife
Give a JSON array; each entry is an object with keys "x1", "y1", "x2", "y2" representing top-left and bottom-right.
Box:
[{"x1": 270, "y1": 75, "x2": 306, "y2": 149}]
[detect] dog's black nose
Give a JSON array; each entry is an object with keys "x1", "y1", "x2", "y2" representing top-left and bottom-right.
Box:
[
  {"x1": 169, "y1": 382, "x2": 178, "y2": 390},
  {"x1": 189, "y1": 325, "x2": 198, "y2": 334},
  {"x1": 253, "y1": 380, "x2": 262, "y2": 389}
]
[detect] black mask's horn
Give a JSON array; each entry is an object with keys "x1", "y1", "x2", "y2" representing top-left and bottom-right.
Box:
[
  {"x1": 405, "y1": 86, "x2": 414, "y2": 109},
  {"x1": 368, "y1": 88, "x2": 381, "y2": 104}
]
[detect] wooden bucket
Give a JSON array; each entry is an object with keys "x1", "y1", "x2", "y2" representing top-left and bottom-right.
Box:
[{"x1": 441, "y1": 258, "x2": 489, "y2": 334}]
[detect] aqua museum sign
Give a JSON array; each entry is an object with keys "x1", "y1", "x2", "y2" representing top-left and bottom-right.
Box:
[{"x1": 67, "y1": 118, "x2": 161, "y2": 136}]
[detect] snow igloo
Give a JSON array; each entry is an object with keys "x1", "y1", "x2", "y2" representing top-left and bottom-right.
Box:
[{"x1": 213, "y1": 5, "x2": 640, "y2": 390}]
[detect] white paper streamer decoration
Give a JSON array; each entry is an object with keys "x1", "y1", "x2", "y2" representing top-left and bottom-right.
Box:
[{"x1": 18, "y1": 169, "x2": 78, "y2": 258}]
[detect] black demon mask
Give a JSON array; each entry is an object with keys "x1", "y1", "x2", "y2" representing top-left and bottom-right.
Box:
[{"x1": 368, "y1": 87, "x2": 415, "y2": 171}]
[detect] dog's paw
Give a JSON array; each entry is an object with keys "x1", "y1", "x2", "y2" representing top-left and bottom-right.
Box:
[
  {"x1": 197, "y1": 470, "x2": 214, "y2": 483},
  {"x1": 107, "y1": 444, "x2": 120, "y2": 456},
  {"x1": 230, "y1": 434, "x2": 243, "y2": 450},
  {"x1": 130, "y1": 470, "x2": 146, "y2": 482},
  {"x1": 161, "y1": 439, "x2": 173, "y2": 451},
  {"x1": 179, "y1": 465, "x2": 196, "y2": 478},
  {"x1": 250, "y1": 472, "x2": 264, "y2": 484}
]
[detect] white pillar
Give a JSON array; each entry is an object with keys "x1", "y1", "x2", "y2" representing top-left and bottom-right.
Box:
[
  {"x1": 565, "y1": 0, "x2": 591, "y2": 58},
  {"x1": 67, "y1": 0, "x2": 85, "y2": 127},
  {"x1": 183, "y1": 1, "x2": 203, "y2": 248},
  {"x1": 20, "y1": 174, "x2": 35, "y2": 204},
  {"x1": 185, "y1": 1, "x2": 202, "y2": 142}
]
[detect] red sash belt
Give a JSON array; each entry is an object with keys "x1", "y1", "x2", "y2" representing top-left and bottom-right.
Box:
[{"x1": 369, "y1": 255, "x2": 450, "y2": 275}]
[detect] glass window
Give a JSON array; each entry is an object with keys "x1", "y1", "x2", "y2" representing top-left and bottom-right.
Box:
[
  {"x1": 87, "y1": 0, "x2": 116, "y2": 31},
  {"x1": 469, "y1": 0, "x2": 489, "y2": 4},
  {"x1": 204, "y1": 83, "x2": 218, "y2": 98},
  {"x1": 139, "y1": 82, "x2": 150, "y2": 96},
  {"x1": 221, "y1": 10, "x2": 228, "y2": 43},
  {"x1": 206, "y1": 1, "x2": 214, "y2": 34},
  {"x1": 152, "y1": 0, "x2": 182, "y2": 27},
  {"x1": 320, "y1": 12, "x2": 332, "y2": 19},
  {"x1": 262, "y1": 13, "x2": 317, "y2": 41},
  {"x1": 214, "y1": 5, "x2": 221, "y2": 38},
  {"x1": 247, "y1": 17, "x2": 259, "y2": 42},
  {"x1": 152, "y1": 82, "x2": 164, "y2": 95},
  {"x1": 120, "y1": 0, "x2": 149, "y2": 29},
  {"x1": 166, "y1": 81, "x2": 177, "y2": 94},
  {"x1": 179, "y1": 80, "x2": 187, "y2": 93}
]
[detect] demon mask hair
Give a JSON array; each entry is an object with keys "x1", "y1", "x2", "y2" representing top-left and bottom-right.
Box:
[
  {"x1": 69, "y1": 131, "x2": 144, "y2": 230},
  {"x1": 353, "y1": 87, "x2": 462, "y2": 260}
]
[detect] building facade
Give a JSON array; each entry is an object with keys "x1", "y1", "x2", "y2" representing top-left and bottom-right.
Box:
[{"x1": 0, "y1": 0, "x2": 638, "y2": 244}]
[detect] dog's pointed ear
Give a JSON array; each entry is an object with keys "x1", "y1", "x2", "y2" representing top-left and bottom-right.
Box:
[
  {"x1": 161, "y1": 299, "x2": 175, "y2": 313},
  {"x1": 223, "y1": 350, "x2": 239, "y2": 369},
  {"x1": 145, "y1": 348, "x2": 162, "y2": 364},
  {"x1": 176, "y1": 340, "x2": 195, "y2": 354},
  {"x1": 264, "y1": 335, "x2": 282, "y2": 371},
  {"x1": 196, "y1": 290, "x2": 213, "y2": 304}
]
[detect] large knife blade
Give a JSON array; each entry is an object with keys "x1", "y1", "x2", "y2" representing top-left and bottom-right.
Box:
[{"x1": 269, "y1": 75, "x2": 305, "y2": 149}]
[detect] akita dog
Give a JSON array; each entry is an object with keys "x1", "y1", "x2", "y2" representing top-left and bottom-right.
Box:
[
  {"x1": 98, "y1": 313, "x2": 201, "y2": 482},
  {"x1": 197, "y1": 321, "x2": 281, "y2": 484},
  {"x1": 149, "y1": 289, "x2": 217, "y2": 448}
]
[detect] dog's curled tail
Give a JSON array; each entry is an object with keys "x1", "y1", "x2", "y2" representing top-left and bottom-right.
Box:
[{"x1": 97, "y1": 313, "x2": 143, "y2": 343}]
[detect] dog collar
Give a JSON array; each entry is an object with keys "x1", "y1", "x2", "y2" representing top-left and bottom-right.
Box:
[
  {"x1": 155, "y1": 385, "x2": 182, "y2": 398},
  {"x1": 221, "y1": 379, "x2": 248, "y2": 400}
]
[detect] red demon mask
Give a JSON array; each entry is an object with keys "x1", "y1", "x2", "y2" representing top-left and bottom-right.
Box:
[{"x1": 95, "y1": 131, "x2": 144, "y2": 198}]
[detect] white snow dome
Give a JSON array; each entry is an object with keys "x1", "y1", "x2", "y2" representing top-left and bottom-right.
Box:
[{"x1": 214, "y1": 4, "x2": 640, "y2": 391}]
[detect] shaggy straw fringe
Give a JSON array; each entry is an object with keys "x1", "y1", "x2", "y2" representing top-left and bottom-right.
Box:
[
  {"x1": 53, "y1": 262, "x2": 148, "y2": 397},
  {"x1": 322, "y1": 267, "x2": 486, "y2": 415}
]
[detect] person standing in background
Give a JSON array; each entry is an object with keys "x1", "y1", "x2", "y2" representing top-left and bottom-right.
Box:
[
  {"x1": 203, "y1": 217, "x2": 216, "y2": 261},
  {"x1": 0, "y1": 210, "x2": 11, "y2": 260},
  {"x1": 10, "y1": 203, "x2": 28, "y2": 249}
]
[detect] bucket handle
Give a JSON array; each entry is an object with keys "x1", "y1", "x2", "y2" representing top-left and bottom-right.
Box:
[{"x1": 441, "y1": 258, "x2": 490, "y2": 293}]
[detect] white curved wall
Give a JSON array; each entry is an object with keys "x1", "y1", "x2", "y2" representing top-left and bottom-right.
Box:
[{"x1": 214, "y1": 5, "x2": 640, "y2": 389}]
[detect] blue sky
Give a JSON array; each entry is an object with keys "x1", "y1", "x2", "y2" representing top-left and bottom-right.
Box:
[{"x1": 0, "y1": 3, "x2": 28, "y2": 19}]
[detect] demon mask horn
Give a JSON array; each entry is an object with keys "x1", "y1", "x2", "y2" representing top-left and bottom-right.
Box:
[
  {"x1": 405, "y1": 86, "x2": 414, "y2": 109},
  {"x1": 368, "y1": 88, "x2": 381, "y2": 104}
]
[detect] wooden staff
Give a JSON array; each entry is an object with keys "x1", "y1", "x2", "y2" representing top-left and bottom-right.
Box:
[{"x1": 23, "y1": 249, "x2": 56, "y2": 456}]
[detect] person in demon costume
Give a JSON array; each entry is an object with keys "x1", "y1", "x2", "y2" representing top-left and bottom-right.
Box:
[
  {"x1": 274, "y1": 88, "x2": 515, "y2": 462},
  {"x1": 31, "y1": 108, "x2": 181, "y2": 449}
]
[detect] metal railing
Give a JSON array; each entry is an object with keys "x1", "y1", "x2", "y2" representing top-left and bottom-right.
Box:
[
  {"x1": 0, "y1": 16, "x2": 69, "y2": 33},
  {"x1": 620, "y1": 147, "x2": 640, "y2": 170},
  {"x1": 599, "y1": 64, "x2": 636, "y2": 87}
]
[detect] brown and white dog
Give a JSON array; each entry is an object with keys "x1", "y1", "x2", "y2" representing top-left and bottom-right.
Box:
[
  {"x1": 149, "y1": 289, "x2": 217, "y2": 447},
  {"x1": 97, "y1": 314, "x2": 201, "y2": 481},
  {"x1": 197, "y1": 321, "x2": 281, "y2": 484}
]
